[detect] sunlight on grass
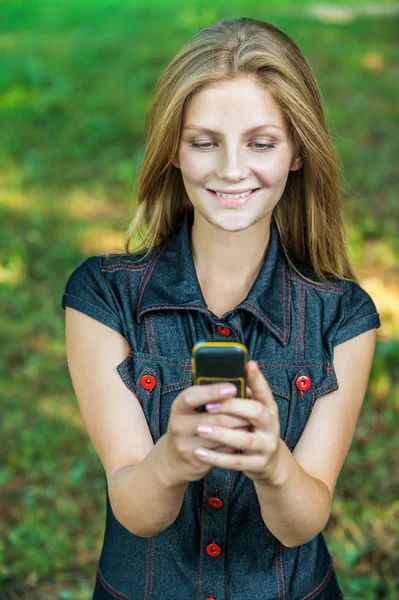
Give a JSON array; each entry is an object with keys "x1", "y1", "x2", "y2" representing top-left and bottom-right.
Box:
[
  {"x1": 0, "y1": 257, "x2": 25, "y2": 286},
  {"x1": 79, "y1": 225, "x2": 126, "y2": 255},
  {"x1": 361, "y1": 277, "x2": 399, "y2": 339},
  {"x1": 1, "y1": 0, "x2": 397, "y2": 597},
  {"x1": 39, "y1": 395, "x2": 84, "y2": 429},
  {"x1": 64, "y1": 189, "x2": 130, "y2": 221}
]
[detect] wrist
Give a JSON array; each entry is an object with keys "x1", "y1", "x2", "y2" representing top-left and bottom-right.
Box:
[
  {"x1": 155, "y1": 434, "x2": 187, "y2": 489},
  {"x1": 255, "y1": 438, "x2": 289, "y2": 488}
]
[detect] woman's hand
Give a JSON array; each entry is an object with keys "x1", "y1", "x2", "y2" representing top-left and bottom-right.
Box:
[
  {"x1": 161, "y1": 382, "x2": 251, "y2": 486},
  {"x1": 186, "y1": 361, "x2": 282, "y2": 483}
]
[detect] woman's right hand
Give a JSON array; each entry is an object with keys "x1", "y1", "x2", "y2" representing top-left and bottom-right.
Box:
[{"x1": 162, "y1": 383, "x2": 250, "y2": 486}]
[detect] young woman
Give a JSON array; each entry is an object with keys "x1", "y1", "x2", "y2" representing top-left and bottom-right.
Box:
[{"x1": 63, "y1": 18, "x2": 381, "y2": 600}]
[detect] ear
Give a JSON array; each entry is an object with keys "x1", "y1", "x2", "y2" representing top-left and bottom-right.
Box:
[
  {"x1": 171, "y1": 155, "x2": 180, "y2": 169},
  {"x1": 290, "y1": 152, "x2": 303, "y2": 171}
]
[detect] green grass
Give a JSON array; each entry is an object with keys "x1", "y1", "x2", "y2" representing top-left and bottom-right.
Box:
[{"x1": 0, "y1": 1, "x2": 398, "y2": 598}]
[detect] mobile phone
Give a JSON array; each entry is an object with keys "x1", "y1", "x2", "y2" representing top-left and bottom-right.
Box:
[{"x1": 191, "y1": 340, "x2": 249, "y2": 412}]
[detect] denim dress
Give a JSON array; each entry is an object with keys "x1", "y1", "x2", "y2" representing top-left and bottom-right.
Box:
[{"x1": 62, "y1": 210, "x2": 381, "y2": 600}]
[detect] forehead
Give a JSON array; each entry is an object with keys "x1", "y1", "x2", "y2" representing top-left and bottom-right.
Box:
[{"x1": 182, "y1": 77, "x2": 286, "y2": 132}]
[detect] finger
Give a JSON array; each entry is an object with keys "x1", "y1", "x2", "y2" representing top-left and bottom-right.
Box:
[
  {"x1": 205, "y1": 398, "x2": 269, "y2": 430},
  {"x1": 197, "y1": 424, "x2": 258, "y2": 452},
  {"x1": 193, "y1": 447, "x2": 266, "y2": 472},
  {"x1": 207, "y1": 414, "x2": 251, "y2": 429},
  {"x1": 215, "y1": 445, "x2": 238, "y2": 454},
  {"x1": 171, "y1": 414, "x2": 251, "y2": 442},
  {"x1": 180, "y1": 382, "x2": 237, "y2": 413},
  {"x1": 246, "y1": 361, "x2": 277, "y2": 410}
]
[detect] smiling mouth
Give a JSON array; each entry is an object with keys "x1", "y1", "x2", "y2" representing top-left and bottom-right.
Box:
[
  {"x1": 206, "y1": 188, "x2": 261, "y2": 207},
  {"x1": 208, "y1": 188, "x2": 260, "y2": 199}
]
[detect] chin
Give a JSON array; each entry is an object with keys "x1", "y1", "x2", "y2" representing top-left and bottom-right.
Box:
[{"x1": 212, "y1": 212, "x2": 257, "y2": 232}]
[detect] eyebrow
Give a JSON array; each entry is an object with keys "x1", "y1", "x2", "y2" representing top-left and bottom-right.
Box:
[{"x1": 183, "y1": 123, "x2": 283, "y2": 135}]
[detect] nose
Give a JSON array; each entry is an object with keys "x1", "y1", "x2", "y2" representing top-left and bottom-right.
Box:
[{"x1": 214, "y1": 143, "x2": 250, "y2": 183}]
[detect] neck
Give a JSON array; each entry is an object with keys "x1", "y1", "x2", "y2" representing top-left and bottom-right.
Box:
[{"x1": 190, "y1": 212, "x2": 272, "y2": 289}]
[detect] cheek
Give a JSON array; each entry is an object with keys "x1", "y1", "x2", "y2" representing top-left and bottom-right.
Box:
[
  {"x1": 253, "y1": 155, "x2": 291, "y2": 186},
  {"x1": 180, "y1": 152, "x2": 211, "y2": 183}
]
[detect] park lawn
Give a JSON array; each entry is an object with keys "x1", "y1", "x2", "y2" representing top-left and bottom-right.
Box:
[{"x1": 0, "y1": 1, "x2": 398, "y2": 598}]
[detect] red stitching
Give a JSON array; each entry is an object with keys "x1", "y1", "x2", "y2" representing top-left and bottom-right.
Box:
[
  {"x1": 276, "y1": 538, "x2": 281, "y2": 599},
  {"x1": 225, "y1": 470, "x2": 235, "y2": 600},
  {"x1": 227, "y1": 469, "x2": 235, "y2": 501},
  {"x1": 137, "y1": 242, "x2": 167, "y2": 314},
  {"x1": 162, "y1": 360, "x2": 189, "y2": 391},
  {"x1": 298, "y1": 562, "x2": 334, "y2": 600},
  {"x1": 296, "y1": 281, "x2": 300, "y2": 361},
  {"x1": 126, "y1": 349, "x2": 335, "y2": 372},
  {"x1": 117, "y1": 364, "x2": 141, "y2": 404},
  {"x1": 149, "y1": 314, "x2": 157, "y2": 353},
  {"x1": 100, "y1": 265, "x2": 146, "y2": 272},
  {"x1": 287, "y1": 264, "x2": 291, "y2": 345},
  {"x1": 291, "y1": 275, "x2": 344, "y2": 294},
  {"x1": 198, "y1": 476, "x2": 207, "y2": 600},
  {"x1": 311, "y1": 386, "x2": 316, "y2": 411},
  {"x1": 242, "y1": 301, "x2": 282, "y2": 339},
  {"x1": 153, "y1": 379, "x2": 160, "y2": 440},
  {"x1": 264, "y1": 363, "x2": 334, "y2": 369},
  {"x1": 120, "y1": 356, "x2": 191, "y2": 392},
  {"x1": 149, "y1": 535, "x2": 156, "y2": 598},
  {"x1": 141, "y1": 302, "x2": 206, "y2": 312},
  {"x1": 97, "y1": 565, "x2": 132, "y2": 600},
  {"x1": 282, "y1": 258, "x2": 286, "y2": 341},
  {"x1": 270, "y1": 383, "x2": 290, "y2": 397},
  {"x1": 302, "y1": 283, "x2": 305, "y2": 360},
  {"x1": 144, "y1": 538, "x2": 151, "y2": 600},
  {"x1": 315, "y1": 381, "x2": 334, "y2": 393},
  {"x1": 280, "y1": 540, "x2": 285, "y2": 599},
  {"x1": 314, "y1": 386, "x2": 338, "y2": 402},
  {"x1": 120, "y1": 362, "x2": 189, "y2": 396},
  {"x1": 236, "y1": 312, "x2": 242, "y2": 343},
  {"x1": 144, "y1": 314, "x2": 152, "y2": 354},
  {"x1": 284, "y1": 377, "x2": 296, "y2": 443},
  {"x1": 128, "y1": 353, "x2": 188, "y2": 367}
]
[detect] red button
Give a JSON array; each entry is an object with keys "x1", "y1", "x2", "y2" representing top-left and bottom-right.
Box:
[
  {"x1": 208, "y1": 497, "x2": 223, "y2": 509},
  {"x1": 206, "y1": 542, "x2": 222, "y2": 557},
  {"x1": 206, "y1": 596, "x2": 216, "y2": 600},
  {"x1": 140, "y1": 375, "x2": 156, "y2": 390},
  {"x1": 295, "y1": 375, "x2": 311, "y2": 392},
  {"x1": 217, "y1": 325, "x2": 231, "y2": 336}
]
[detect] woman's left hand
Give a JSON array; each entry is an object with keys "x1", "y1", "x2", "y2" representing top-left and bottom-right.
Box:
[{"x1": 193, "y1": 360, "x2": 282, "y2": 483}]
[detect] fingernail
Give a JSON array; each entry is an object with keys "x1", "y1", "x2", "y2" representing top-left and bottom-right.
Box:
[
  {"x1": 206, "y1": 402, "x2": 221, "y2": 411},
  {"x1": 194, "y1": 449, "x2": 209, "y2": 457},
  {"x1": 197, "y1": 425, "x2": 212, "y2": 433},
  {"x1": 220, "y1": 386, "x2": 236, "y2": 396}
]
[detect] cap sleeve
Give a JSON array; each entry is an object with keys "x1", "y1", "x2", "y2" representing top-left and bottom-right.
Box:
[
  {"x1": 334, "y1": 279, "x2": 381, "y2": 347},
  {"x1": 62, "y1": 256, "x2": 125, "y2": 337}
]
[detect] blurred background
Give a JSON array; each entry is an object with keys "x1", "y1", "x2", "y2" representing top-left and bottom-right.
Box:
[{"x1": 0, "y1": 0, "x2": 398, "y2": 598}]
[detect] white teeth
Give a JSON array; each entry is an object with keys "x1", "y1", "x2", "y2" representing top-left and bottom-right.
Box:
[{"x1": 213, "y1": 189, "x2": 254, "y2": 199}]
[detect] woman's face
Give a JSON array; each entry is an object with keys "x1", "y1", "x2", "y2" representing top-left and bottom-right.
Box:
[{"x1": 172, "y1": 77, "x2": 302, "y2": 232}]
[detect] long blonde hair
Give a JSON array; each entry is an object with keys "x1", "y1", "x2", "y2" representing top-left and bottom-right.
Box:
[{"x1": 111, "y1": 17, "x2": 359, "y2": 285}]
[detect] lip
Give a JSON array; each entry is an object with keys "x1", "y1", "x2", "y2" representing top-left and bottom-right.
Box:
[
  {"x1": 209, "y1": 188, "x2": 257, "y2": 194},
  {"x1": 207, "y1": 188, "x2": 260, "y2": 207}
]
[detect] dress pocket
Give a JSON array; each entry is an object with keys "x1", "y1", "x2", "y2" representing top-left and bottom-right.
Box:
[
  {"x1": 260, "y1": 359, "x2": 339, "y2": 451},
  {"x1": 116, "y1": 349, "x2": 192, "y2": 441}
]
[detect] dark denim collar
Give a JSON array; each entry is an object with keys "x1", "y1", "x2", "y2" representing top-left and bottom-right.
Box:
[{"x1": 136, "y1": 211, "x2": 291, "y2": 346}]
